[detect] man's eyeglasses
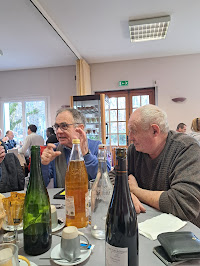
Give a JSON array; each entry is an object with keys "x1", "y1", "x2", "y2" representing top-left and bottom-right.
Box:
[{"x1": 53, "y1": 123, "x2": 81, "y2": 131}]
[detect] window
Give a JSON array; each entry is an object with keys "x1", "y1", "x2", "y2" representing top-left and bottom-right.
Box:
[
  {"x1": 2, "y1": 98, "x2": 48, "y2": 144},
  {"x1": 97, "y1": 88, "x2": 155, "y2": 148},
  {"x1": 108, "y1": 95, "x2": 127, "y2": 146}
]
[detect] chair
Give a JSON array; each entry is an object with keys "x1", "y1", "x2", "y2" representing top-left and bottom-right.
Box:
[{"x1": 0, "y1": 153, "x2": 25, "y2": 193}]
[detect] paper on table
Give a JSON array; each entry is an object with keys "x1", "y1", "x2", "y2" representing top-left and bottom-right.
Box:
[{"x1": 138, "y1": 213, "x2": 187, "y2": 240}]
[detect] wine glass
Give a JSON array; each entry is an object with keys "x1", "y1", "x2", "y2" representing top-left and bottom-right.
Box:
[
  {"x1": 2, "y1": 193, "x2": 25, "y2": 248},
  {"x1": 12, "y1": 200, "x2": 24, "y2": 247}
]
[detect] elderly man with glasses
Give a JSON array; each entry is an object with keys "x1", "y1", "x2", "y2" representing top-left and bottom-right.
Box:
[{"x1": 41, "y1": 107, "x2": 111, "y2": 188}]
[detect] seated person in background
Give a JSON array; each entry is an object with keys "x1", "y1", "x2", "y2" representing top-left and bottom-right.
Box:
[
  {"x1": 0, "y1": 152, "x2": 25, "y2": 193},
  {"x1": 188, "y1": 118, "x2": 200, "y2": 144},
  {"x1": 46, "y1": 127, "x2": 58, "y2": 145},
  {"x1": 0, "y1": 144, "x2": 6, "y2": 191},
  {"x1": 41, "y1": 107, "x2": 111, "y2": 188},
  {"x1": 0, "y1": 130, "x2": 8, "y2": 153},
  {"x1": 0, "y1": 129, "x2": 8, "y2": 152},
  {"x1": 18, "y1": 124, "x2": 44, "y2": 157},
  {"x1": 127, "y1": 104, "x2": 200, "y2": 228},
  {"x1": 176, "y1": 122, "x2": 187, "y2": 133},
  {"x1": 4, "y1": 130, "x2": 17, "y2": 149},
  {"x1": 0, "y1": 145, "x2": 6, "y2": 164}
]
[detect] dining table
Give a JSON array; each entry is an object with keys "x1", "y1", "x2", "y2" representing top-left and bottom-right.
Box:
[{"x1": 1, "y1": 188, "x2": 200, "y2": 266}]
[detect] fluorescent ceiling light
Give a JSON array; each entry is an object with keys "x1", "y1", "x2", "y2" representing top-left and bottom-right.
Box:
[
  {"x1": 0, "y1": 50, "x2": 3, "y2": 56},
  {"x1": 129, "y1": 16, "x2": 170, "y2": 42}
]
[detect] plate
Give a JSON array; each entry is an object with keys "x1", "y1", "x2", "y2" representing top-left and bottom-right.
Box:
[
  {"x1": 2, "y1": 223, "x2": 23, "y2": 231},
  {"x1": 19, "y1": 259, "x2": 37, "y2": 266},
  {"x1": 51, "y1": 243, "x2": 91, "y2": 265},
  {"x1": 52, "y1": 220, "x2": 65, "y2": 233}
]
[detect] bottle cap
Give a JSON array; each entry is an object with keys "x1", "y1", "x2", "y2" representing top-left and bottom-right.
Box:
[
  {"x1": 98, "y1": 144, "x2": 106, "y2": 149},
  {"x1": 72, "y1": 139, "x2": 80, "y2": 144},
  {"x1": 116, "y1": 147, "x2": 127, "y2": 158}
]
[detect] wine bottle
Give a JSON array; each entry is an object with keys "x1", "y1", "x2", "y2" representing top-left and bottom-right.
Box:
[
  {"x1": 105, "y1": 148, "x2": 138, "y2": 266},
  {"x1": 65, "y1": 139, "x2": 89, "y2": 228},
  {"x1": 91, "y1": 144, "x2": 113, "y2": 239},
  {"x1": 23, "y1": 146, "x2": 52, "y2": 255}
]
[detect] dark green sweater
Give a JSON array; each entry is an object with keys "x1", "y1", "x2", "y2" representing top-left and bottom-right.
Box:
[{"x1": 128, "y1": 130, "x2": 200, "y2": 228}]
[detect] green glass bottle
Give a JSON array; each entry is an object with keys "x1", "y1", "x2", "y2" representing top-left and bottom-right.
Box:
[{"x1": 23, "y1": 146, "x2": 52, "y2": 255}]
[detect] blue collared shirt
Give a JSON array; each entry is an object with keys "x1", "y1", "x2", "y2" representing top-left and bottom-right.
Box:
[
  {"x1": 5, "y1": 139, "x2": 17, "y2": 150},
  {"x1": 42, "y1": 139, "x2": 111, "y2": 187}
]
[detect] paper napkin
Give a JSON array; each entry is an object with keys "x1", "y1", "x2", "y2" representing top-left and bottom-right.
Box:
[{"x1": 138, "y1": 213, "x2": 187, "y2": 240}]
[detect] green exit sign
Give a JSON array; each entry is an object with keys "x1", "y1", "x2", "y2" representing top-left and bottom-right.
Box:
[{"x1": 119, "y1": 81, "x2": 128, "y2": 86}]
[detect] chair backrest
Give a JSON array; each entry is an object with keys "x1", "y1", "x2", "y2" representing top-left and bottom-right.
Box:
[
  {"x1": 7, "y1": 148, "x2": 18, "y2": 157},
  {"x1": 0, "y1": 153, "x2": 25, "y2": 193}
]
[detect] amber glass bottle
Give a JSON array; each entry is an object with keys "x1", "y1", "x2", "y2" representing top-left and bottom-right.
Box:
[{"x1": 65, "y1": 139, "x2": 89, "y2": 228}]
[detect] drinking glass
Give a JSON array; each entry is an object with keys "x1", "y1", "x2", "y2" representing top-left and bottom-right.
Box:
[
  {"x1": 88, "y1": 179, "x2": 96, "y2": 223},
  {"x1": 12, "y1": 201, "x2": 24, "y2": 246},
  {"x1": 0, "y1": 243, "x2": 30, "y2": 266},
  {"x1": 24, "y1": 176, "x2": 29, "y2": 192},
  {"x1": 2, "y1": 193, "x2": 25, "y2": 248}
]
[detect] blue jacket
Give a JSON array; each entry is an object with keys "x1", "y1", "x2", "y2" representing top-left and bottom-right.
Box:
[
  {"x1": 42, "y1": 139, "x2": 111, "y2": 187},
  {"x1": 5, "y1": 139, "x2": 17, "y2": 149}
]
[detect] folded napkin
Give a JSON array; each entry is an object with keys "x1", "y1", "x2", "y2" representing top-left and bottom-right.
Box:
[{"x1": 138, "y1": 213, "x2": 187, "y2": 240}]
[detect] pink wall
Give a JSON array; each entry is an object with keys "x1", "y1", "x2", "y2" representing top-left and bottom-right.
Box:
[
  {"x1": 1, "y1": 53, "x2": 200, "y2": 133},
  {"x1": 0, "y1": 66, "x2": 76, "y2": 127},
  {"x1": 91, "y1": 53, "x2": 200, "y2": 132}
]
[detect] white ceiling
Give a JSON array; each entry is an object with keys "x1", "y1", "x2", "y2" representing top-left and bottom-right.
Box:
[{"x1": 1, "y1": 0, "x2": 200, "y2": 71}]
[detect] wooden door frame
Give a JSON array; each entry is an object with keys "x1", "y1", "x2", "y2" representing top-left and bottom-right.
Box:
[
  {"x1": 128, "y1": 88, "x2": 155, "y2": 116},
  {"x1": 95, "y1": 87, "x2": 155, "y2": 148}
]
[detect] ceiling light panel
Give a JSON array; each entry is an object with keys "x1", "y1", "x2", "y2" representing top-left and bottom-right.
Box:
[{"x1": 129, "y1": 16, "x2": 170, "y2": 42}]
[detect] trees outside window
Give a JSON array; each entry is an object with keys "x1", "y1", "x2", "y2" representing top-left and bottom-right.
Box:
[{"x1": 3, "y1": 98, "x2": 48, "y2": 144}]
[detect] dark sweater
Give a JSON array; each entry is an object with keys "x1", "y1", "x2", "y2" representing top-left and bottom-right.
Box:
[
  {"x1": 128, "y1": 130, "x2": 200, "y2": 228},
  {"x1": 46, "y1": 134, "x2": 58, "y2": 145},
  {"x1": 0, "y1": 153, "x2": 25, "y2": 193}
]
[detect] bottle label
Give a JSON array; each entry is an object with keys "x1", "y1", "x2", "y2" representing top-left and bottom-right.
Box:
[
  {"x1": 85, "y1": 191, "x2": 89, "y2": 217},
  {"x1": 65, "y1": 196, "x2": 75, "y2": 217},
  {"x1": 105, "y1": 242, "x2": 128, "y2": 266}
]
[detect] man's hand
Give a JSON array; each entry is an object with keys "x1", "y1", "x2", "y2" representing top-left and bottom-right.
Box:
[
  {"x1": 0, "y1": 146, "x2": 6, "y2": 164},
  {"x1": 128, "y1": 174, "x2": 163, "y2": 211},
  {"x1": 2, "y1": 136, "x2": 8, "y2": 142},
  {"x1": 131, "y1": 192, "x2": 146, "y2": 214},
  {"x1": 128, "y1": 174, "x2": 146, "y2": 213},
  {"x1": 75, "y1": 128, "x2": 88, "y2": 156},
  {"x1": 128, "y1": 174, "x2": 139, "y2": 193},
  {"x1": 41, "y1": 144, "x2": 61, "y2": 165}
]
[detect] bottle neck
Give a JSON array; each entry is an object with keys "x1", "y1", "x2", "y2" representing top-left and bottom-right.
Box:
[
  {"x1": 30, "y1": 146, "x2": 44, "y2": 184},
  {"x1": 114, "y1": 156, "x2": 130, "y2": 195},
  {"x1": 70, "y1": 143, "x2": 84, "y2": 161},
  {"x1": 98, "y1": 159, "x2": 107, "y2": 173}
]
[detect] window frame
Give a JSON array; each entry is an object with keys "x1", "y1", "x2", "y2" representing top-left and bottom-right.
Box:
[
  {"x1": 96, "y1": 87, "x2": 155, "y2": 147},
  {"x1": 0, "y1": 96, "x2": 50, "y2": 142}
]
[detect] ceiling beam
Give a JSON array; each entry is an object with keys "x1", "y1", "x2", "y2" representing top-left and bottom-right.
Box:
[{"x1": 30, "y1": 0, "x2": 81, "y2": 60}]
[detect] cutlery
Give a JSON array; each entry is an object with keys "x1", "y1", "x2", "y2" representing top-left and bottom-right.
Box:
[{"x1": 40, "y1": 257, "x2": 81, "y2": 262}]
